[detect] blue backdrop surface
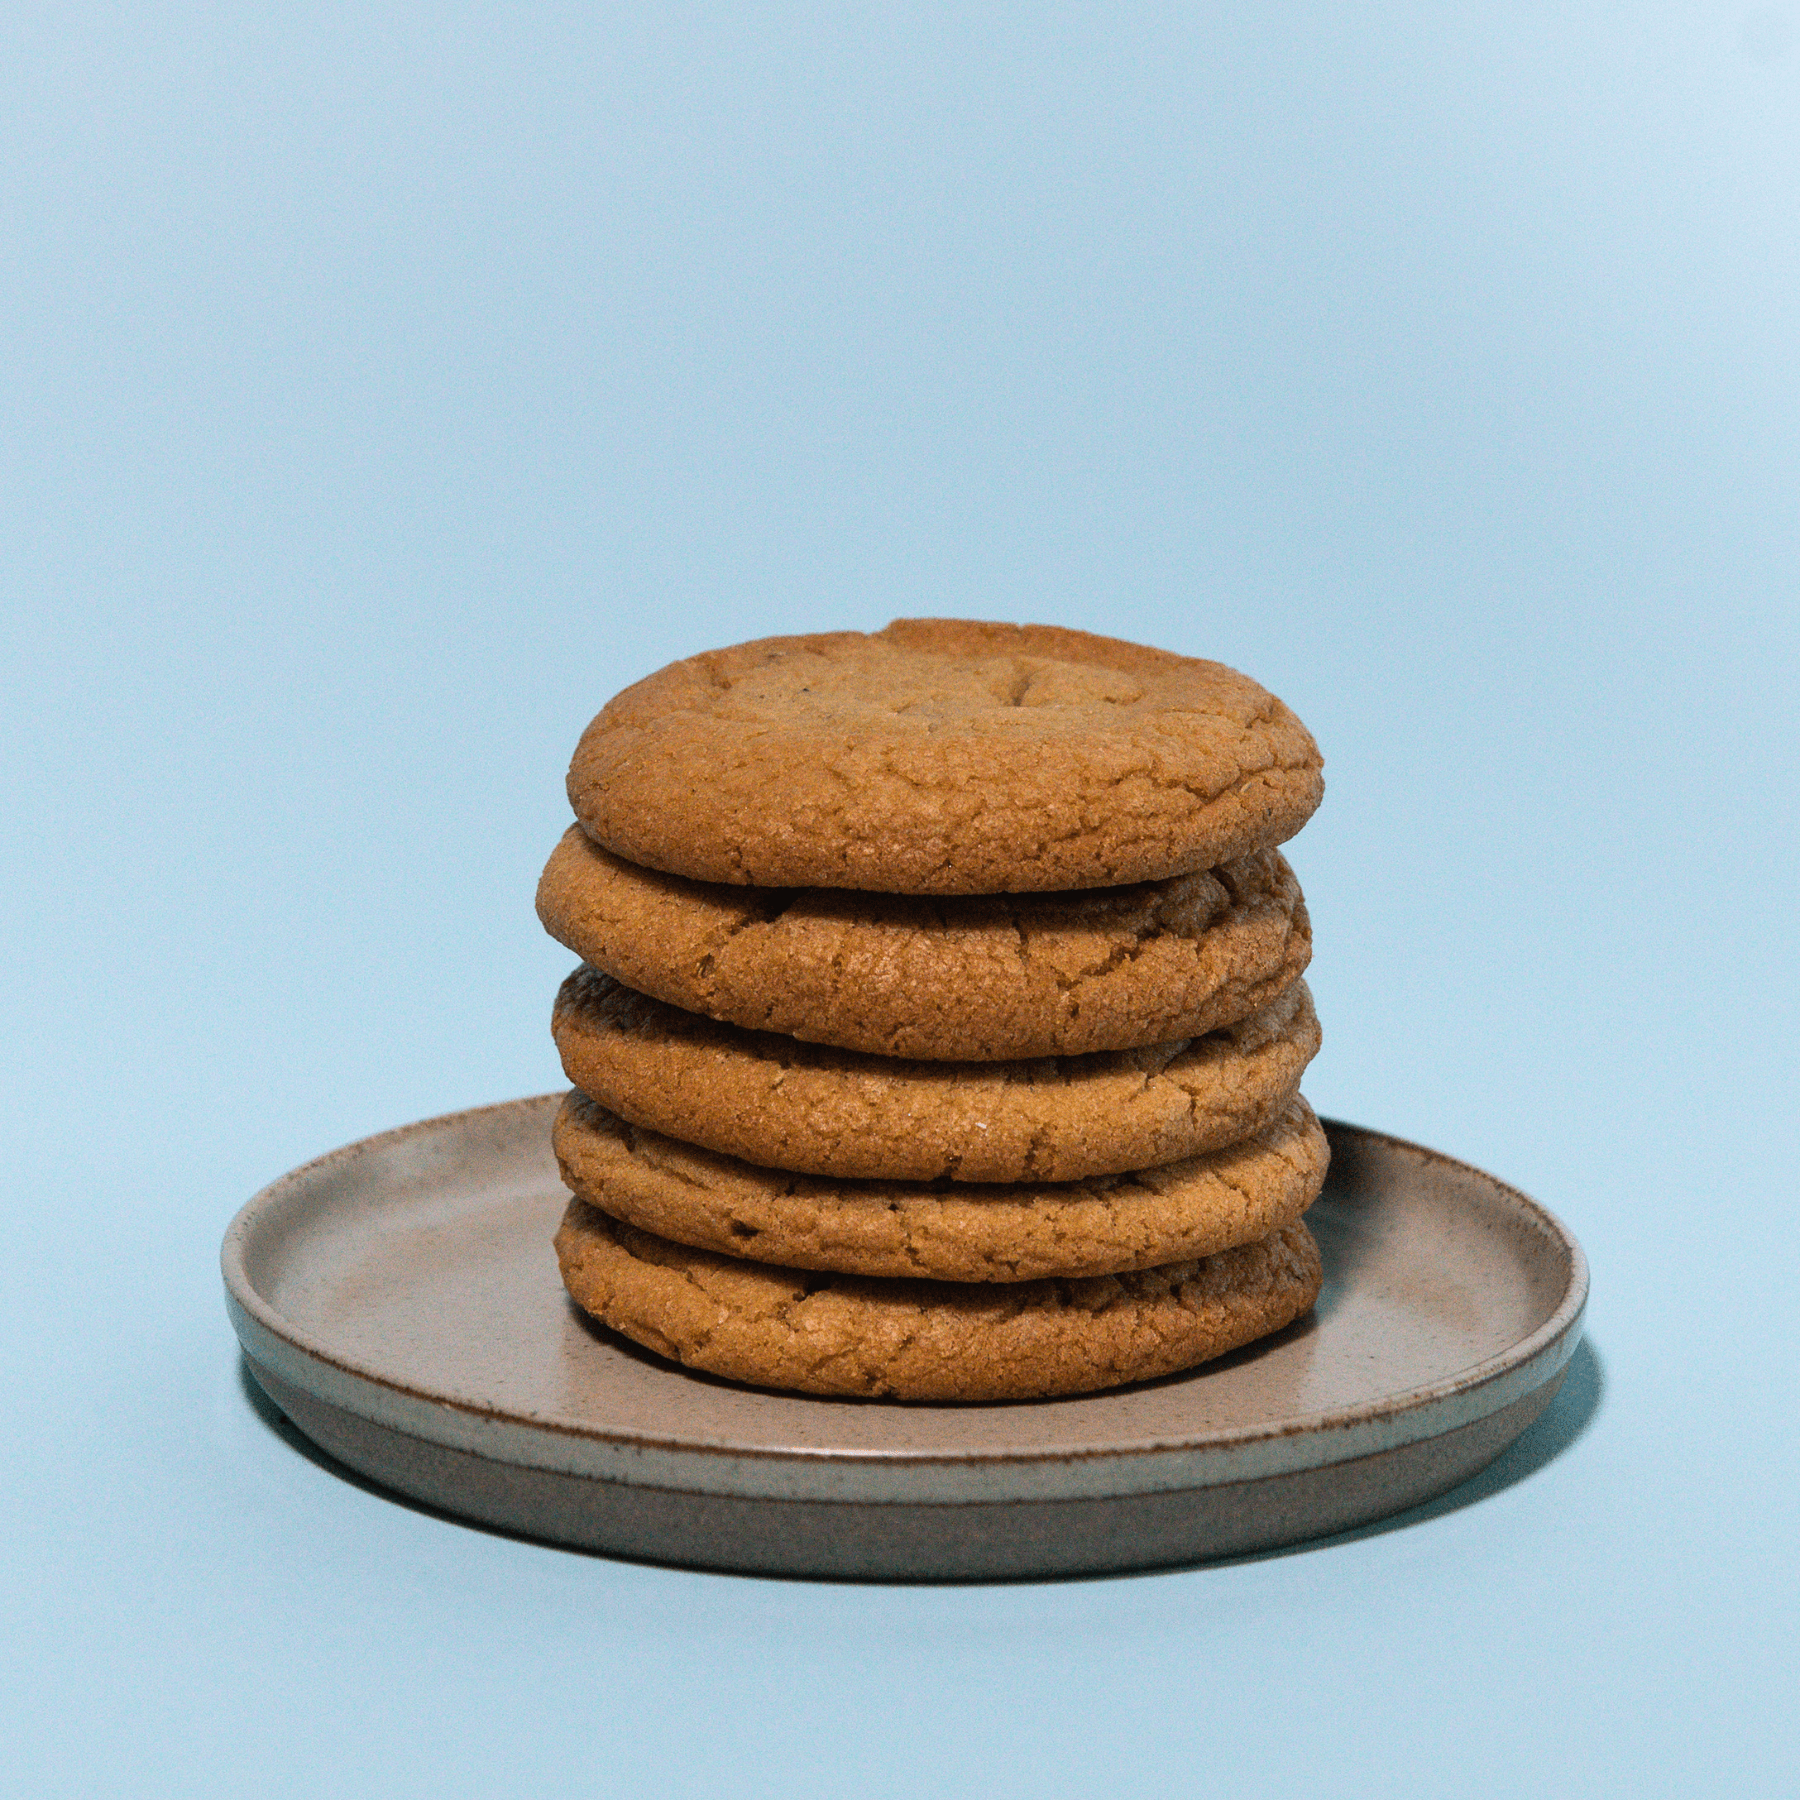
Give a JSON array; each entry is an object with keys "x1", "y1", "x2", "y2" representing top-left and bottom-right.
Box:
[{"x1": 3, "y1": 5, "x2": 1795, "y2": 1795}]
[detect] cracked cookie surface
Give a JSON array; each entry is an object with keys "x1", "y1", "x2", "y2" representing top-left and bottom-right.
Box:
[
  {"x1": 553, "y1": 1087, "x2": 1327, "y2": 1282},
  {"x1": 567, "y1": 619, "x2": 1323, "y2": 893},
  {"x1": 553, "y1": 966, "x2": 1320, "y2": 1181},
  {"x1": 555, "y1": 1201, "x2": 1323, "y2": 1401},
  {"x1": 537, "y1": 827, "x2": 1310, "y2": 1059}
]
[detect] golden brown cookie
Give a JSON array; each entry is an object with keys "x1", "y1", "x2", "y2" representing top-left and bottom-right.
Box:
[
  {"x1": 552, "y1": 1088, "x2": 1328, "y2": 1282},
  {"x1": 552, "y1": 966, "x2": 1321, "y2": 1182},
  {"x1": 567, "y1": 620, "x2": 1323, "y2": 893},
  {"x1": 555, "y1": 1200, "x2": 1322, "y2": 1401},
  {"x1": 537, "y1": 827, "x2": 1310, "y2": 1060}
]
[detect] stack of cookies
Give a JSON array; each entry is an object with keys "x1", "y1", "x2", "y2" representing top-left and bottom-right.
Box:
[{"x1": 537, "y1": 619, "x2": 1328, "y2": 1403}]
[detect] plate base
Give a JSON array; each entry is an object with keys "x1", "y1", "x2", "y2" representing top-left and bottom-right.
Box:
[{"x1": 248, "y1": 1355, "x2": 1565, "y2": 1579}]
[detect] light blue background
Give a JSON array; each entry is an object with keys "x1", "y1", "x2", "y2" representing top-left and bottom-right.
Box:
[{"x1": 4, "y1": 4, "x2": 1795, "y2": 1794}]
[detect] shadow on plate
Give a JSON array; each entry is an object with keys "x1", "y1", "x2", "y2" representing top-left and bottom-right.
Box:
[{"x1": 236, "y1": 1333, "x2": 1604, "y2": 1584}]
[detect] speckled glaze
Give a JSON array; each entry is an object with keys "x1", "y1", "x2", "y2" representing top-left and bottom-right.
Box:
[{"x1": 222, "y1": 1095, "x2": 1587, "y2": 1578}]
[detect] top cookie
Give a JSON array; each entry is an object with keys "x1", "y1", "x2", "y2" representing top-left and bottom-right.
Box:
[{"x1": 567, "y1": 619, "x2": 1323, "y2": 893}]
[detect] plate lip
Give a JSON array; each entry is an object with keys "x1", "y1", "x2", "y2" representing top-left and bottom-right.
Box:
[{"x1": 222, "y1": 1093, "x2": 1589, "y2": 1476}]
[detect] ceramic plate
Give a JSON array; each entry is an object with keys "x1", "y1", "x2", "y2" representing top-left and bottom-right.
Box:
[{"x1": 223, "y1": 1095, "x2": 1587, "y2": 1579}]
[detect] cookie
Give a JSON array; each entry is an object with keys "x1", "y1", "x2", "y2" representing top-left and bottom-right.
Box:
[
  {"x1": 552, "y1": 966, "x2": 1321, "y2": 1182},
  {"x1": 567, "y1": 620, "x2": 1323, "y2": 893},
  {"x1": 552, "y1": 1087, "x2": 1328, "y2": 1282},
  {"x1": 537, "y1": 827, "x2": 1310, "y2": 1060},
  {"x1": 555, "y1": 1200, "x2": 1322, "y2": 1401}
]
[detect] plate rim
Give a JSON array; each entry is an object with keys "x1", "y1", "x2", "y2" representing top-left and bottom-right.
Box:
[{"x1": 221, "y1": 1092, "x2": 1589, "y2": 1486}]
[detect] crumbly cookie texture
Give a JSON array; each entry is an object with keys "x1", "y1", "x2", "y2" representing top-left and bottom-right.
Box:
[
  {"x1": 555, "y1": 1201, "x2": 1323, "y2": 1402},
  {"x1": 552, "y1": 1088, "x2": 1328, "y2": 1282},
  {"x1": 536, "y1": 827, "x2": 1310, "y2": 1060},
  {"x1": 567, "y1": 620, "x2": 1323, "y2": 893},
  {"x1": 552, "y1": 967, "x2": 1321, "y2": 1183}
]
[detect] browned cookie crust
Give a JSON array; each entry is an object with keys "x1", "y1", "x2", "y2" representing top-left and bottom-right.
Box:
[
  {"x1": 552, "y1": 1088, "x2": 1328, "y2": 1282},
  {"x1": 555, "y1": 1201, "x2": 1322, "y2": 1401},
  {"x1": 537, "y1": 827, "x2": 1310, "y2": 1060},
  {"x1": 567, "y1": 620, "x2": 1323, "y2": 893},
  {"x1": 552, "y1": 966, "x2": 1321, "y2": 1182}
]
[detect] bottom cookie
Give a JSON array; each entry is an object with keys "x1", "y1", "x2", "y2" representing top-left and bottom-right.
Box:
[{"x1": 554, "y1": 1201, "x2": 1322, "y2": 1403}]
